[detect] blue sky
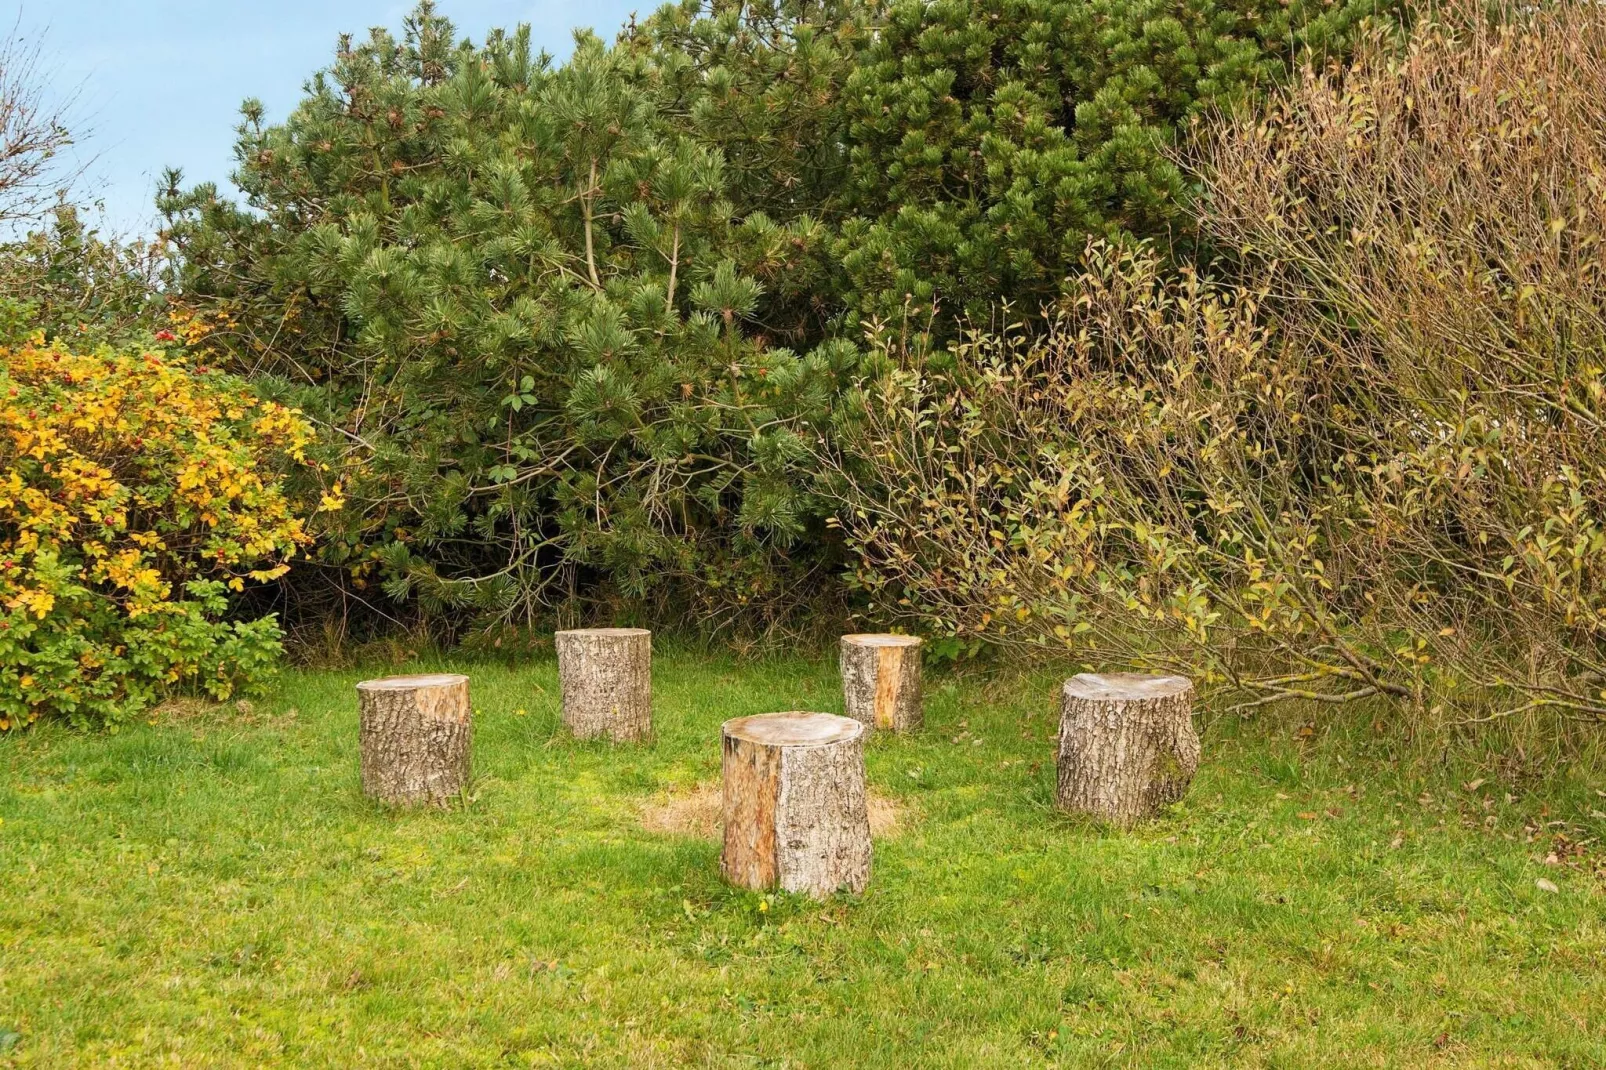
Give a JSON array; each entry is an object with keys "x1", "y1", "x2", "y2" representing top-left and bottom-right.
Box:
[{"x1": 9, "y1": 1, "x2": 641, "y2": 236}]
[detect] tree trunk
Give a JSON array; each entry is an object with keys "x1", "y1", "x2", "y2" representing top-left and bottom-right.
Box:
[
  {"x1": 555, "y1": 627, "x2": 652, "y2": 742},
  {"x1": 721, "y1": 712, "x2": 872, "y2": 898},
  {"x1": 1055, "y1": 673, "x2": 1199, "y2": 828},
  {"x1": 839, "y1": 633, "x2": 923, "y2": 732},
  {"x1": 358, "y1": 673, "x2": 472, "y2": 807}
]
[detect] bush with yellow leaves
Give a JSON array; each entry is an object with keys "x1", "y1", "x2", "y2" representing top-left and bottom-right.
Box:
[{"x1": 0, "y1": 339, "x2": 323, "y2": 730}]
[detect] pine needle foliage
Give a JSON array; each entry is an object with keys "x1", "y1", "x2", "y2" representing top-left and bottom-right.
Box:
[
  {"x1": 831, "y1": 0, "x2": 1394, "y2": 334},
  {"x1": 162, "y1": 4, "x2": 862, "y2": 631}
]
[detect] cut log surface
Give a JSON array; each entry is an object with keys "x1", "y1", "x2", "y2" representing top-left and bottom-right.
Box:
[
  {"x1": 839, "y1": 634, "x2": 923, "y2": 731},
  {"x1": 1055, "y1": 672, "x2": 1199, "y2": 828},
  {"x1": 555, "y1": 628, "x2": 651, "y2": 742},
  {"x1": 721, "y1": 712, "x2": 871, "y2": 898},
  {"x1": 358, "y1": 673, "x2": 472, "y2": 807}
]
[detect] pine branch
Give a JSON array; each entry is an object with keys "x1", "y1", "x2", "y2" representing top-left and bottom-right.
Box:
[
  {"x1": 664, "y1": 222, "x2": 680, "y2": 315},
  {"x1": 582, "y1": 157, "x2": 601, "y2": 290}
]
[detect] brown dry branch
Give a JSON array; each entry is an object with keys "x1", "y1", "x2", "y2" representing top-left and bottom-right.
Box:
[{"x1": 0, "y1": 19, "x2": 84, "y2": 229}]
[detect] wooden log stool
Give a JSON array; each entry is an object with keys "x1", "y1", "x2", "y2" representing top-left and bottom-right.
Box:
[
  {"x1": 721, "y1": 712, "x2": 872, "y2": 898},
  {"x1": 555, "y1": 627, "x2": 652, "y2": 742},
  {"x1": 357, "y1": 673, "x2": 472, "y2": 807},
  {"x1": 839, "y1": 633, "x2": 923, "y2": 732},
  {"x1": 1055, "y1": 672, "x2": 1199, "y2": 828}
]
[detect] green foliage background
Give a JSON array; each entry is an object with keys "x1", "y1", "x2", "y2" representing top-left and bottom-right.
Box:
[
  {"x1": 162, "y1": 0, "x2": 1390, "y2": 635},
  {"x1": 832, "y1": 0, "x2": 1384, "y2": 330}
]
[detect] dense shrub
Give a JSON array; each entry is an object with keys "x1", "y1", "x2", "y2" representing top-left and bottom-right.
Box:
[
  {"x1": 830, "y1": 0, "x2": 1392, "y2": 335},
  {"x1": 1192, "y1": 0, "x2": 1606, "y2": 723},
  {"x1": 823, "y1": 245, "x2": 1286, "y2": 665},
  {"x1": 161, "y1": 6, "x2": 863, "y2": 636},
  {"x1": 827, "y1": 1, "x2": 1606, "y2": 729},
  {"x1": 0, "y1": 342, "x2": 321, "y2": 729},
  {"x1": 163, "y1": 0, "x2": 1388, "y2": 636},
  {"x1": 633, "y1": 0, "x2": 1394, "y2": 337},
  {"x1": 0, "y1": 205, "x2": 165, "y2": 349}
]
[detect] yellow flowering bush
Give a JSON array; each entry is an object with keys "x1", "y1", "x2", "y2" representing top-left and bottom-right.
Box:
[{"x1": 0, "y1": 339, "x2": 321, "y2": 730}]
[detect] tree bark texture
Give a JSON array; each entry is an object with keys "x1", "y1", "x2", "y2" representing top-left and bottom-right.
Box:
[
  {"x1": 358, "y1": 673, "x2": 472, "y2": 807},
  {"x1": 839, "y1": 634, "x2": 923, "y2": 732},
  {"x1": 721, "y1": 712, "x2": 872, "y2": 898},
  {"x1": 1055, "y1": 673, "x2": 1199, "y2": 828},
  {"x1": 555, "y1": 628, "x2": 652, "y2": 742}
]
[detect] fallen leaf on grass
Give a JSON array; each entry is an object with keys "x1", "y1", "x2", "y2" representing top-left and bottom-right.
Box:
[{"x1": 1535, "y1": 878, "x2": 1559, "y2": 893}]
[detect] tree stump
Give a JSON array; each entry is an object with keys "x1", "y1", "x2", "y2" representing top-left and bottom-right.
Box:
[
  {"x1": 839, "y1": 633, "x2": 923, "y2": 732},
  {"x1": 357, "y1": 673, "x2": 472, "y2": 807},
  {"x1": 555, "y1": 627, "x2": 652, "y2": 742},
  {"x1": 721, "y1": 712, "x2": 872, "y2": 898},
  {"x1": 1055, "y1": 673, "x2": 1199, "y2": 828}
]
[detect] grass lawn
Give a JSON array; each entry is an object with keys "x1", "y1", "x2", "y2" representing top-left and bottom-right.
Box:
[{"x1": 1, "y1": 652, "x2": 1603, "y2": 1068}]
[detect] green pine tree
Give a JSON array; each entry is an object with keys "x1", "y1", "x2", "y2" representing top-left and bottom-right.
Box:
[{"x1": 162, "y1": 3, "x2": 859, "y2": 630}]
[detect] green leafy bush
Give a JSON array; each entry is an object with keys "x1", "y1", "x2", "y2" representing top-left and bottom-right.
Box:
[{"x1": 0, "y1": 204, "x2": 165, "y2": 349}]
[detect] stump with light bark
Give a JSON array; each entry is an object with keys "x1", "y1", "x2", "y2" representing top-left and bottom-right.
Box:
[
  {"x1": 721, "y1": 712, "x2": 872, "y2": 898},
  {"x1": 839, "y1": 633, "x2": 923, "y2": 732},
  {"x1": 555, "y1": 627, "x2": 652, "y2": 742},
  {"x1": 1055, "y1": 672, "x2": 1199, "y2": 828},
  {"x1": 358, "y1": 673, "x2": 472, "y2": 807}
]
